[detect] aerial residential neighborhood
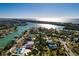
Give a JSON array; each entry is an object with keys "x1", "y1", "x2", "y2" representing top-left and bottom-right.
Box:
[{"x1": 0, "y1": 3, "x2": 79, "y2": 56}]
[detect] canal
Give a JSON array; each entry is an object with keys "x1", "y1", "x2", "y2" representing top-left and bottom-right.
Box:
[{"x1": 0, "y1": 22, "x2": 64, "y2": 49}]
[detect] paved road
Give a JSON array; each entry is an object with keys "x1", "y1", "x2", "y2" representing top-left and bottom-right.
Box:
[{"x1": 59, "y1": 38, "x2": 75, "y2": 56}]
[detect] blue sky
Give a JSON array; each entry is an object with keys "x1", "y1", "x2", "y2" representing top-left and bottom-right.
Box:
[{"x1": 0, "y1": 3, "x2": 79, "y2": 18}]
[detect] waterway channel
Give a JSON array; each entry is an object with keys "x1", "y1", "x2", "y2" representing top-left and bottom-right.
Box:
[{"x1": 0, "y1": 22, "x2": 64, "y2": 49}]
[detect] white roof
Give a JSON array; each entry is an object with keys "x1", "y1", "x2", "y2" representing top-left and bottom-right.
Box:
[
  {"x1": 21, "y1": 48, "x2": 26, "y2": 53},
  {"x1": 27, "y1": 41, "x2": 34, "y2": 45},
  {"x1": 46, "y1": 39, "x2": 52, "y2": 43},
  {"x1": 23, "y1": 49, "x2": 31, "y2": 55}
]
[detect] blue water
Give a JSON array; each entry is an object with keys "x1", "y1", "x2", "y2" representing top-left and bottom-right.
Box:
[{"x1": 0, "y1": 22, "x2": 36, "y2": 49}]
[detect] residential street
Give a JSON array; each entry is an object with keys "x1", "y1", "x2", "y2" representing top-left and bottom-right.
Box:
[{"x1": 59, "y1": 38, "x2": 75, "y2": 56}]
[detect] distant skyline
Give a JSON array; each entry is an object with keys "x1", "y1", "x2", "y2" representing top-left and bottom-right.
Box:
[{"x1": 0, "y1": 3, "x2": 79, "y2": 18}]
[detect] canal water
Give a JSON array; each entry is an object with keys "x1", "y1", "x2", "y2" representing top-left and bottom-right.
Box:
[{"x1": 0, "y1": 22, "x2": 64, "y2": 49}]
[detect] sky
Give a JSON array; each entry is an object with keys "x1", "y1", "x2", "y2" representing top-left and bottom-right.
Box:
[{"x1": 0, "y1": 3, "x2": 79, "y2": 18}]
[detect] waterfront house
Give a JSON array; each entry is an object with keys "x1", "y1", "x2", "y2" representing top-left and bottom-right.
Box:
[{"x1": 24, "y1": 41, "x2": 34, "y2": 49}]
